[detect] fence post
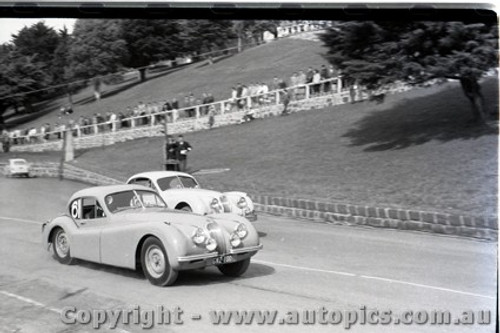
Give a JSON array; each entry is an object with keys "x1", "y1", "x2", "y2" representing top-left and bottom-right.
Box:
[
  {"x1": 195, "y1": 106, "x2": 200, "y2": 119},
  {"x1": 337, "y1": 76, "x2": 342, "y2": 93},
  {"x1": 130, "y1": 118, "x2": 135, "y2": 128},
  {"x1": 77, "y1": 127, "x2": 81, "y2": 137},
  {"x1": 305, "y1": 83, "x2": 310, "y2": 99},
  {"x1": 94, "y1": 123, "x2": 99, "y2": 134},
  {"x1": 247, "y1": 96, "x2": 252, "y2": 109},
  {"x1": 151, "y1": 114, "x2": 155, "y2": 126},
  {"x1": 275, "y1": 91, "x2": 280, "y2": 105},
  {"x1": 220, "y1": 101, "x2": 225, "y2": 115}
]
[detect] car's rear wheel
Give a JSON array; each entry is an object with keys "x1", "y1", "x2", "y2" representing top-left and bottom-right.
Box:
[
  {"x1": 52, "y1": 228, "x2": 75, "y2": 265},
  {"x1": 218, "y1": 258, "x2": 251, "y2": 277},
  {"x1": 141, "y1": 237, "x2": 178, "y2": 286}
]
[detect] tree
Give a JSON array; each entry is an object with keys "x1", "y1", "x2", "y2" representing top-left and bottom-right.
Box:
[
  {"x1": 0, "y1": 50, "x2": 51, "y2": 127},
  {"x1": 320, "y1": 21, "x2": 498, "y2": 122},
  {"x1": 179, "y1": 20, "x2": 235, "y2": 55},
  {"x1": 12, "y1": 22, "x2": 61, "y2": 67},
  {"x1": 66, "y1": 19, "x2": 128, "y2": 100},
  {"x1": 121, "y1": 20, "x2": 182, "y2": 82}
]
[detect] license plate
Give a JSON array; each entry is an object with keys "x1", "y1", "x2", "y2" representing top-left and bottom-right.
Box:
[{"x1": 212, "y1": 255, "x2": 235, "y2": 265}]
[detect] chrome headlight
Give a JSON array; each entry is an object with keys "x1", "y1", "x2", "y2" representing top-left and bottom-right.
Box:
[
  {"x1": 230, "y1": 233, "x2": 241, "y2": 247},
  {"x1": 237, "y1": 196, "x2": 248, "y2": 209},
  {"x1": 192, "y1": 228, "x2": 207, "y2": 245},
  {"x1": 206, "y1": 238, "x2": 217, "y2": 251},
  {"x1": 234, "y1": 223, "x2": 248, "y2": 239},
  {"x1": 210, "y1": 198, "x2": 222, "y2": 213}
]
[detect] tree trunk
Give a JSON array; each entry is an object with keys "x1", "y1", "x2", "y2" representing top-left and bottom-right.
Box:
[
  {"x1": 66, "y1": 85, "x2": 73, "y2": 107},
  {"x1": 139, "y1": 68, "x2": 147, "y2": 82},
  {"x1": 93, "y1": 77, "x2": 102, "y2": 102},
  {"x1": 459, "y1": 76, "x2": 487, "y2": 123}
]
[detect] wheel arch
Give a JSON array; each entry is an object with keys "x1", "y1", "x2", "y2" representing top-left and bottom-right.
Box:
[{"x1": 134, "y1": 232, "x2": 181, "y2": 271}]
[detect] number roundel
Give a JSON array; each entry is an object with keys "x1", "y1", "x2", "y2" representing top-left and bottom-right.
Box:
[{"x1": 71, "y1": 200, "x2": 80, "y2": 219}]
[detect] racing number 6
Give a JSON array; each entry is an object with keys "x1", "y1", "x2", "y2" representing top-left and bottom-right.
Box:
[{"x1": 71, "y1": 200, "x2": 80, "y2": 219}]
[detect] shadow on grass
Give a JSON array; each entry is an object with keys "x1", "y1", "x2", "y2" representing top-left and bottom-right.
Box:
[{"x1": 342, "y1": 81, "x2": 499, "y2": 152}]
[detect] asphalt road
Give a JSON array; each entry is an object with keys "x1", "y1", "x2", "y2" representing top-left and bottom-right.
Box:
[{"x1": 0, "y1": 177, "x2": 497, "y2": 333}]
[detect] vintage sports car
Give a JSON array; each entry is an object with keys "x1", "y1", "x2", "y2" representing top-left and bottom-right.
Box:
[
  {"x1": 5, "y1": 158, "x2": 31, "y2": 177},
  {"x1": 42, "y1": 184, "x2": 262, "y2": 286},
  {"x1": 127, "y1": 171, "x2": 257, "y2": 221}
]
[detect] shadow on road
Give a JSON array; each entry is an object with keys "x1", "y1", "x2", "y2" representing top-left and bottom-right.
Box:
[
  {"x1": 342, "y1": 79, "x2": 499, "y2": 152},
  {"x1": 73, "y1": 260, "x2": 275, "y2": 287}
]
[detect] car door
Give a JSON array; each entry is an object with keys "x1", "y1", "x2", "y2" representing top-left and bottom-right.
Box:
[{"x1": 69, "y1": 197, "x2": 107, "y2": 263}]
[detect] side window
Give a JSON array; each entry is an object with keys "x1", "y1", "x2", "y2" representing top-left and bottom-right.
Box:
[
  {"x1": 82, "y1": 197, "x2": 106, "y2": 219},
  {"x1": 129, "y1": 177, "x2": 153, "y2": 188}
]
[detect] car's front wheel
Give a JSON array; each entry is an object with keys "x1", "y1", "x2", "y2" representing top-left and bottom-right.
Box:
[
  {"x1": 141, "y1": 237, "x2": 178, "y2": 286},
  {"x1": 218, "y1": 258, "x2": 251, "y2": 277},
  {"x1": 52, "y1": 228, "x2": 75, "y2": 265}
]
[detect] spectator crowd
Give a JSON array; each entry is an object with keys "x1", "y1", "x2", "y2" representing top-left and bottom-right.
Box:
[{"x1": 2, "y1": 63, "x2": 342, "y2": 148}]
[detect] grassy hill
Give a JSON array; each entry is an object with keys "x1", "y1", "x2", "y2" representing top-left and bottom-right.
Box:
[
  {"x1": 2, "y1": 34, "x2": 497, "y2": 218},
  {"x1": 52, "y1": 77, "x2": 497, "y2": 218},
  {"x1": 9, "y1": 37, "x2": 329, "y2": 131}
]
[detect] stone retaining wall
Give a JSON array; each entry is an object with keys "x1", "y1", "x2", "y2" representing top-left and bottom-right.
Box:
[
  {"x1": 1, "y1": 162, "x2": 121, "y2": 186},
  {"x1": 250, "y1": 195, "x2": 498, "y2": 241}
]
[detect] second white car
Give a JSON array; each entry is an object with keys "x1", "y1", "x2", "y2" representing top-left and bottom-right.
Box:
[{"x1": 127, "y1": 171, "x2": 257, "y2": 221}]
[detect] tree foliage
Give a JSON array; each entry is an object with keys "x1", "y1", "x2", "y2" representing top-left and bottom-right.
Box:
[
  {"x1": 67, "y1": 19, "x2": 128, "y2": 81},
  {"x1": 121, "y1": 19, "x2": 182, "y2": 81},
  {"x1": 179, "y1": 20, "x2": 236, "y2": 54},
  {"x1": 320, "y1": 21, "x2": 498, "y2": 121}
]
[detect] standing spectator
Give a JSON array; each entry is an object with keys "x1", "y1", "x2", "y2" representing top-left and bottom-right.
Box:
[
  {"x1": 28, "y1": 127, "x2": 37, "y2": 143},
  {"x1": 109, "y1": 111, "x2": 117, "y2": 131},
  {"x1": 171, "y1": 98, "x2": 179, "y2": 110},
  {"x1": 176, "y1": 135, "x2": 192, "y2": 172},
  {"x1": 118, "y1": 112, "x2": 126, "y2": 129},
  {"x1": 328, "y1": 64, "x2": 338, "y2": 92},
  {"x1": 98, "y1": 113, "x2": 107, "y2": 131},
  {"x1": 165, "y1": 135, "x2": 179, "y2": 171},
  {"x1": 278, "y1": 78, "x2": 287, "y2": 90},
  {"x1": 312, "y1": 69, "x2": 321, "y2": 95},
  {"x1": 290, "y1": 72, "x2": 298, "y2": 88},
  {"x1": 236, "y1": 83, "x2": 245, "y2": 111},
  {"x1": 39, "y1": 124, "x2": 46, "y2": 142},
  {"x1": 206, "y1": 92, "x2": 215, "y2": 104},
  {"x1": 188, "y1": 93, "x2": 196, "y2": 117},
  {"x1": 230, "y1": 86, "x2": 238, "y2": 111},
  {"x1": 202, "y1": 93, "x2": 210, "y2": 115},
  {"x1": 349, "y1": 79, "x2": 359, "y2": 103},
  {"x1": 183, "y1": 95, "x2": 191, "y2": 117},
  {"x1": 163, "y1": 99, "x2": 172, "y2": 111},
  {"x1": 44, "y1": 123, "x2": 51, "y2": 140},
  {"x1": 208, "y1": 105, "x2": 215, "y2": 129},
  {"x1": 1, "y1": 130, "x2": 11, "y2": 152},
  {"x1": 281, "y1": 89, "x2": 293, "y2": 116},
  {"x1": 241, "y1": 85, "x2": 249, "y2": 109},
  {"x1": 306, "y1": 67, "x2": 314, "y2": 84}
]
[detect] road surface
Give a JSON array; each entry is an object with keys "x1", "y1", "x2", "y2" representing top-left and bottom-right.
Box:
[{"x1": 0, "y1": 177, "x2": 496, "y2": 332}]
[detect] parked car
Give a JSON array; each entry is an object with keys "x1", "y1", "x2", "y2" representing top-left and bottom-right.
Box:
[
  {"x1": 41, "y1": 184, "x2": 262, "y2": 286},
  {"x1": 5, "y1": 158, "x2": 31, "y2": 177},
  {"x1": 126, "y1": 171, "x2": 257, "y2": 221}
]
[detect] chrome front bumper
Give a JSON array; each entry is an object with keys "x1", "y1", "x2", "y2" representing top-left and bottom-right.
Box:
[{"x1": 176, "y1": 243, "x2": 263, "y2": 269}]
